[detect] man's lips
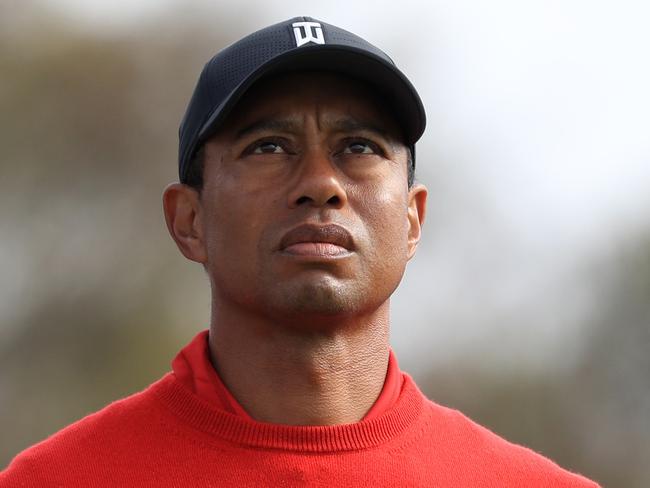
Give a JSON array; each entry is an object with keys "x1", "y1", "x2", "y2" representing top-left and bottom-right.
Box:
[{"x1": 279, "y1": 224, "x2": 354, "y2": 256}]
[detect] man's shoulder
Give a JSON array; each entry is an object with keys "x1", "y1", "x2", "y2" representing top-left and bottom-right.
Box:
[
  {"x1": 28, "y1": 375, "x2": 165, "y2": 447},
  {"x1": 1, "y1": 374, "x2": 172, "y2": 484},
  {"x1": 419, "y1": 397, "x2": 599, "y2": 487}
]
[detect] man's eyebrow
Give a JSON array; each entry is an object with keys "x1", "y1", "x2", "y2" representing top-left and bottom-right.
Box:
[
  {"x1": 325, "y1": 118, "x2": 392, "y2": 139},
  {"x1": 235, "y1": 118, "x2": 302, "y2": 140},
  {"x1": 234, "y1": 117, "x2": 394, "y2": 141}
]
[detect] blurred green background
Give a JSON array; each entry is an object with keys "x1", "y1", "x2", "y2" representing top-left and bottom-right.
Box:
[{"x1": 1, "y1": 2, "x2": 649, "y2": 487}]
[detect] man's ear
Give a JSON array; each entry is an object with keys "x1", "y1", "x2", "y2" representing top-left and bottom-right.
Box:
[
  {"x1": 406, "y1": 183, "x2": 427, "y2": 260},
  {"x1": 162, "y1": 183, "x2": 207, "y2": 264}
]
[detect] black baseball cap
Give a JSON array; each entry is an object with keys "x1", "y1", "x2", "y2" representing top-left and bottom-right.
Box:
[{"x1": 178, "y1": 16, "x2": 426, "y2": 183}]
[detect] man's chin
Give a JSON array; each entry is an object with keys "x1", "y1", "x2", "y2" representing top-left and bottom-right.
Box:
[{"x1": 261, "y1": 278, "x2": 365, "y2": 323}]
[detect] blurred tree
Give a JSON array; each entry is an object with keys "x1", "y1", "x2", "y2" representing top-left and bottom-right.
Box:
[
  {"x1": 0, "y1": 3, "x2": 218, "y2": 465},
  {"x1": 568, "y1": 231, "x2": 650, "y2": 487}
]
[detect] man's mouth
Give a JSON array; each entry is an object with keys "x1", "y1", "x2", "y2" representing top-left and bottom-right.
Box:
[
  {"x1": 283, "y1": 242, "x2": 349, "y2": 256},
  {"x1": 279, "y1": 224, "x2": 354, "y2": 257}
]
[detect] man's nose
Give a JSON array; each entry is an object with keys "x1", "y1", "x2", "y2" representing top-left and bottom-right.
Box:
[{"x1": 287, "y1": 147, "x2": 348, "y2": 209}]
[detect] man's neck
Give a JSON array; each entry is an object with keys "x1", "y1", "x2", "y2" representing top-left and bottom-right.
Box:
[{"x1": 208, "y1": 301, "x2": 391, "y2": 425}]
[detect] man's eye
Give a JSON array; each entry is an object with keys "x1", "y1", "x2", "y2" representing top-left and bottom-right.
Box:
[
  {"x1": 343, "y1": 141, "x2": 375, "y2": 154},
  {"x1": 253, "y1": 141, "x2": 285, "y2": 154}
]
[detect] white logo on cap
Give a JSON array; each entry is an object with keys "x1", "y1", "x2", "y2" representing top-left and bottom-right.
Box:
[{"x1": 292, "y1": 21, "x2": 325, "y2": 47}]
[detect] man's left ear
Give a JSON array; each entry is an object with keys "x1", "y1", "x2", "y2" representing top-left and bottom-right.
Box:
[{"x1": 406, "y1": 183, "x2": 427, "y2": 260}]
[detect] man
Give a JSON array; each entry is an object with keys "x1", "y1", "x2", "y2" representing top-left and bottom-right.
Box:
[{"x1": 1, "y1": 17, "x2": 598, "y2": 487}]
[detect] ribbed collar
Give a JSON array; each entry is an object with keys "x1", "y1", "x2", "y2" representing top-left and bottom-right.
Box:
[
  {"x1": 151, "y1": 370, "x2": 425, "y2": 453},
  {"x1": 171, "y1": 330, "x2": 403, "y2": 422}
]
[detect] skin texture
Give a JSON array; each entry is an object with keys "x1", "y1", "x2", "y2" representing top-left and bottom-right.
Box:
[{"x1": 163, "y1": 72, "x2": 427, "y2": 425}]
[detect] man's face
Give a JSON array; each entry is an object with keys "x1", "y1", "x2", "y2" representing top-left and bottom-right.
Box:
[{"x1": 194, "y1": 72, "x2": 426, "y2": 325}]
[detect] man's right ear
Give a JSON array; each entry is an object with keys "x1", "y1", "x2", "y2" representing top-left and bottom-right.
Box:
[{"x1": 162, "y1": 183, "x2": 207, "y2": 264}]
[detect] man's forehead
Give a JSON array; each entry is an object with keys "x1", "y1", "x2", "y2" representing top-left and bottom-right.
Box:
[{"x1": 234, "y1": 116, "x2": 394, "y2": 139}]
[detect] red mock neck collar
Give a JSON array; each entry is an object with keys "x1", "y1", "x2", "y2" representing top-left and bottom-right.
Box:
[
  {"x1": 172, "y1": 330, "x2": 252, "y2": 419},
  {"x1": 171, "y1": 330, "x2": 403, "y2": 422}
]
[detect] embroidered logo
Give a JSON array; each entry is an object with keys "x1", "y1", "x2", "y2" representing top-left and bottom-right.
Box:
[{"x1": 292, "y1": 21, "x2": 325, "y2": 47}]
